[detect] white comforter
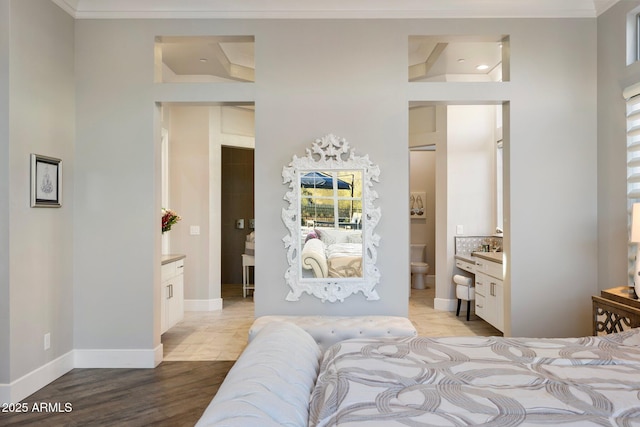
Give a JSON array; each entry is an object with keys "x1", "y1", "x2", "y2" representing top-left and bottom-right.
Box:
[
  {"x1": 326, "y1": 243, "x2": 362, "y2": 278},
  {"x1": 310, "y1": 329, "x2": 640, "y2": 426}
]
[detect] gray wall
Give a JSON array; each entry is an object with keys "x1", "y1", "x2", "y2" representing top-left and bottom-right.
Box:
[
  {"x1": 1, "y1": 5, "x2": 607, "y2": 388},
  {"x1": 74, "y1": 19, "x2": 158, "y2": 351},
  {"x1": 597, "y1": 1, "x2": 640, "y2": 292},
  {"x1": 254, "y1": 20, "x2": 410, "y2": 316},
  {"x1": 2, "y1": 0, "x2": 75, "y2": 382},
  {"x1": 0, "y1": 0, "x2": 10, "y2": 385},
  {"x1": 73, "y1": 17, "x2": 599, "y2": 340},
  {"x1": 506, "y1": 18, "x2": 597, "y2": 336},
  {"x1": 167, "y1": 106, "x2": 211, "y2": 301}
]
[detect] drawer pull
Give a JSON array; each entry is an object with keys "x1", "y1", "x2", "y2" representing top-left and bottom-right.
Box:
[{"x1": 476, "y1": 304, "x2": 483, "y2": 309}]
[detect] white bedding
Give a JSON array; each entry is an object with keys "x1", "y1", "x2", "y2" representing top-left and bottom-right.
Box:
[
  {"x1": 309, "y1": 329, "x2": 640, "y2": 426},
  {"x1": 326, "y1": 243, "x2": 362, "y2": 278}
]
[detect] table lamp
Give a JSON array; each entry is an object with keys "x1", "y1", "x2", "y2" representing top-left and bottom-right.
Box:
[{"x1": 631, "y1": 203, "x2": 640, "y2": 296}]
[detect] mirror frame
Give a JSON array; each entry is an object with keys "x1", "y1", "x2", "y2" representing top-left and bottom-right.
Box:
[{"x1": 282, "y1": 134, "x2": 381, "y2": 302}]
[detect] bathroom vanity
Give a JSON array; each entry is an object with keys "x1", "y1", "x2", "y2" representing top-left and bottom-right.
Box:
[
  {"x1": 454, "y1": 251, "x2": 504, "y2": 332},
  {"x1": 161, "y1": 254, "x2": 186, "y2": 334}
]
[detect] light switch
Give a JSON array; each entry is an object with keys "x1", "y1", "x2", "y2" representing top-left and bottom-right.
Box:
[
  {"x1": 456, "y1": 225, "x2": 464, "y2": 235},
  {"x1": 249, "y1": 219, "x2": 255, "y2": 229},
  {"x1": 190, "y1": 225, "x2": 200, "y2": 235},
  {"x1": 236, "y1": 219, "x2": 245, "y2": 229}
]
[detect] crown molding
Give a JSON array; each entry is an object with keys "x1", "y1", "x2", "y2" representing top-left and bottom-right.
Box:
[{"x1": 51, "y1": 0, "x2": 621, "y2": 20}]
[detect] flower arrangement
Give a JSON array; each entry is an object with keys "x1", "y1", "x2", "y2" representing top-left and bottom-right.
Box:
[{"x1": 162, "y1": 208, "x2": 181, "y2": 233}]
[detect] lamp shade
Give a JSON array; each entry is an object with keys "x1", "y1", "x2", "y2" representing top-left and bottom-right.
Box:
[{"x1": 632, "y1": 203, "x2": 640, "y2": 243}]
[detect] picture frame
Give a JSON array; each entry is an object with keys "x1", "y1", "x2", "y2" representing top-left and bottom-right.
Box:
[
  {"x1": 31, "y1": 154, "x2": 62, "y2": 208},
  {"x1": 410, "y1": 191, "x2": 426, "y2": 218}
]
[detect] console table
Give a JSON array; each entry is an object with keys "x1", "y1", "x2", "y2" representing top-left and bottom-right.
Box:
[
  {"x1": 592, "y1": 286, "x2": 640, "y2": 335},
  {"x1": 242, "y1": 254, "x2": 255, "y2": 298}
]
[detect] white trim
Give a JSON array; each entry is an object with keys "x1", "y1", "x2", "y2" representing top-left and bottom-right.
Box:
[
  {"x1": 0, "y1": 346, "x2": 163, "y2": 403},
  {"x1": 184, "y1": 298, "x2": 223, "y2": 311},
  {"x1": 74, "y1": 348, "x2": 161, "y2": 369},
  {"x1": 51, "y1": 0, "x2": 618, "y2": 20},
  {"x1": 154, "y1": 344, "x2": 164, "y2": 366},
  {"x1": 0, "y1": 351, "x2": 74, "y2": 404},
  {"x1": 50, "y1": 0, "x2": 79, "y2": 17},
  {"x1": 434, "y1": 297, "x2": 457, "y2": 312}
]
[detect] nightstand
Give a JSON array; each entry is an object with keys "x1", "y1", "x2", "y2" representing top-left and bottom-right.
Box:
[{"x1": 592, "y1": 286, "x2": 640, "y2": 335}]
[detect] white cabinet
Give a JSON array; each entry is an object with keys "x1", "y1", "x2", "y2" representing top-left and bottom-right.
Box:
[
  {"x1": 455, "y1": 258, "x2": 475, "y2": 274},
  {"x1": 474, "y1": 257, "x2": 504, "y2": 332},
  {"x1": 161, "y1": 257, "x2": 184, "y2": 334}
]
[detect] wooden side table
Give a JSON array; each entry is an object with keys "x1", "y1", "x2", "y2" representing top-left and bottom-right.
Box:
[{"x1": 592, "y1": 286, "x2": 640, "y2": 335}]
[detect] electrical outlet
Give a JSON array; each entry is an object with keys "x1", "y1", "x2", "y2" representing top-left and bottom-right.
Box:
[
  {"x1": 189, "y1": 225, "x2": 200, "y2": 235},
  {"x1": 44, "y1": 333, "x2": 51, "y2": 350}
]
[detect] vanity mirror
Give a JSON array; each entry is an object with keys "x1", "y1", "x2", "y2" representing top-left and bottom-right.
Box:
[{"x1": 282, "y1": 134, "x2": 381, "y2": 302}]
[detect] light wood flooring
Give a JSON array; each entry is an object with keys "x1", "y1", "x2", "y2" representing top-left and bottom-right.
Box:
[{"x1": 2, "y1": 283, "x2": 500, "y2": 426}]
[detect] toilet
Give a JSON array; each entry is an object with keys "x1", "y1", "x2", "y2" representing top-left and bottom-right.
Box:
[{"x1": 410, "y1": 244, "x2": 430, "y2": 289}]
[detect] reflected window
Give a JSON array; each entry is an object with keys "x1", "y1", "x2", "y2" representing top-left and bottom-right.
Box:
[{"x1": 300, "y1": 171, "x2": 363, "y2": 230}]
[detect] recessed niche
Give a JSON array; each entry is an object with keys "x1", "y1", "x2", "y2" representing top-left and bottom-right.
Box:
[
  {"x1": 155, "y1": 36, "x2": 255, "y2": 83},
  {"x1": 409, "y1": 36, "x2": 509, "y2": 82}
]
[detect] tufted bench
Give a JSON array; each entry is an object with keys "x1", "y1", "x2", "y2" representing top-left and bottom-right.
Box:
[{"x1": 248, "y1": 315, "x2": 417, "y2": 353}]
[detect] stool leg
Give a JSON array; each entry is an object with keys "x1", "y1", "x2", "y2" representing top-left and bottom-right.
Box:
[
  {"x1": 466, "y1": 300, "x2": 471, "y2": 321},
  {"x1": 456, "y1": 299, "x2": 461, "y2": 317}
]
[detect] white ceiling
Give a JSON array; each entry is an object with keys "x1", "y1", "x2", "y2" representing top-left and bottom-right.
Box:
[{"x1": 52, "y1": 0, "x2": 620, "y2": 19}]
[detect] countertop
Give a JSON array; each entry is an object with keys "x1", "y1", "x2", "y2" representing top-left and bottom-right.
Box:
[
  {"x1": 161, "y1": 254, "x2": 186, "y2": 265},
  {"x1": 455, "y1": 252, "x2": 503, "y2": 265},
  {"x1": 472, "y1": 251, "x2": 503, "y2": 264},
  {"x1": 454, "y1": 253, "x2": 476, "y2": 264}
]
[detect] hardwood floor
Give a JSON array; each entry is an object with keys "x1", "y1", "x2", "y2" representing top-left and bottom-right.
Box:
[
  {"x1": 1, "y1": 282, "x2": 500, "y2": 426},
  {"x1": 1, "y1": 361, "x2": 234, "y2": 427}
]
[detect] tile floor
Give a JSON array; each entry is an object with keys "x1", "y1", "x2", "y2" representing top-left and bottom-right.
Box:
[{"x1": 162, "y1": 283, "x2": 502, "y2": 361}]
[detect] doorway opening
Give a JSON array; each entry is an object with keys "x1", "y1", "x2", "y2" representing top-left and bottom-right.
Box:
[
  {"x1": 221, "y1": 146, "x2": 255, "y2": 290},
  {"x1": 159, "y1": 103, "x2": 255, "y2": 360},
  {"x1": 408, "y1": 102, "x2": 507, "y2": 329}
]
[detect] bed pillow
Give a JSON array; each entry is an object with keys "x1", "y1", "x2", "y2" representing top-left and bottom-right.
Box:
[
  {"x1": 347, "y1": 232, "x2": 362, "y2": 243},
  {"x1": 317, "y1": 228, "x2": 361, "y2": 245}
]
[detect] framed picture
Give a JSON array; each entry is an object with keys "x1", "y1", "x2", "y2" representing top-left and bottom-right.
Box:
[
  {"x1": 31, "y1": 154, "x2": 62, "y2": 208},
  {"x1": 410, "y1": 191, "x2": 426, "y2": 218}
]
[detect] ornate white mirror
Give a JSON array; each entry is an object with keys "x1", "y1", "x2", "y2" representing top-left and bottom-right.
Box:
[{"x1": 282, "y1": 134, "x2": 381, "y2": 302}]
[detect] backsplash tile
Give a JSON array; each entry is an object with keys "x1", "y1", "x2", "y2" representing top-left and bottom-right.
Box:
[{"x1": 455, "y1": 235, "x2": 503, "y2": 255}]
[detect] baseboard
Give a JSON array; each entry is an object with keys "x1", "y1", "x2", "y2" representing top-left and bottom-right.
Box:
[
  {"x1": 0, "y1": 345, "x2": 164, "y2": 403},
  {"x1": 154, "y1": 344, "x2": 163, "y2": 366},
  {"x1": 0, "y1": 351, "x2": 74, "y2": 404},
  {"x1": 434, "y1": 297, "x2": 457, "y2": 312},
  {"x1": 184, "y1": 298, "x2": 223, "y2": 311},
  {"x1": 74, "y1": 348, "x2": 160, "y2": 369}
]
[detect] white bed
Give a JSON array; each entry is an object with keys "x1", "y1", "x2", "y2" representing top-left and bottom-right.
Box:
[
  {"x1": 196, "y1": 321, "x2": 640, "y2": 427},
  {"x1": 301, "y1": 229, "x2": 363, "y2": 278},
  {"x1": 310, "y1": 331, "x2": 640, "y2": 426}
]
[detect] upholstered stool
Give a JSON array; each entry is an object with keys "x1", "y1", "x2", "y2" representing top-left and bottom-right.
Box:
[
  {"x1": 248, "y1": 315, "x2": 417, "y2": 352},
  {"x1": 454, "y1": 274, "x2": 475, "y2": 321}
]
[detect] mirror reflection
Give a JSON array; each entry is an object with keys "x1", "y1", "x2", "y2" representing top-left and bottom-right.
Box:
[
  {"x1": 281, "y1": 133, "x2": 380, "y2": 302},
  {"x1": 299, "y1": 170, "x2": 364, "y2": 279}
]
